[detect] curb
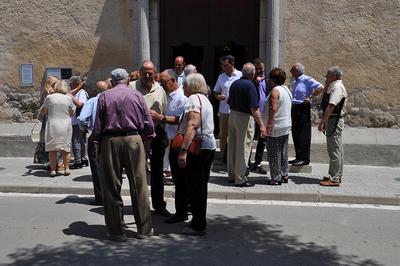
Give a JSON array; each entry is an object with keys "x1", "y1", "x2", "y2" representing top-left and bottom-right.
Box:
[{"x1": 1, "y1": 185, "x2": 398, "y2": 206}]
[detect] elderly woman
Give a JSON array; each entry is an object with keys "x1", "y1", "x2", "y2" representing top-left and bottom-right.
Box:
[
  {"x1": 41, "y1": 80, "x2": 75, "y2": 177},
  {"x1": 263, "y1": 68, "x2": 292, "y2": 185},
  {"x1": 176, "y1": 73, "x2": 216, "y2": 235},
  {"x1": 34, "y1": 76, "x2": 59, "y2": 166}
]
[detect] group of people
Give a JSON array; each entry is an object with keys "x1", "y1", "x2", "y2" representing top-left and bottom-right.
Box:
[{"x1": 34, "y1": 54, "x2": 347, "y2": 241}]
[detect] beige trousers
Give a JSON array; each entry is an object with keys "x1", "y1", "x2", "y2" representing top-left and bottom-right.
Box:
[{"x1": 227, "y1": 111, "x2": 255, "y2": 184}]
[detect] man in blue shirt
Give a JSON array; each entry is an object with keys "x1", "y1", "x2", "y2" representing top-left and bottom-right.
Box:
[
  {"x1": 227, "y1": 63, "x2": 266, "y2": 187},
  {"x1": 290, "y1": 63, "x2": 324, "y2": 166},
  {"x1": 79, "y1": 80, "x2": 109, "y2": 205}
]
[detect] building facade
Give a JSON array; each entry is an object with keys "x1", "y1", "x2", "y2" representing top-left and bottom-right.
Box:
[{"x1": 0, "y1": 0, "x2": 399, "y2": 127}]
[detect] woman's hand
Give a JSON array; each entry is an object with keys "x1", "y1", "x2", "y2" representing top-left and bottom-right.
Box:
[{"x1": 178, "y1": 150, "x2": 187, "y2": 168}]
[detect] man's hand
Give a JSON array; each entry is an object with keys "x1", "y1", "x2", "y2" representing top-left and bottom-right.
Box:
[
  {"x1": 217, "y1": 94, "x2": 226, "y2": 101},
  {"x1": 260, "y1": 126, "x2": 268, "y2": 138},
  {"x1": 149, "y1": 110, "x2": 164, "y2": 124},
  {"x1": 318, "y1": 121, "x2": 325, "y2": 132},
  {"x1": 178, "y1": 150, "x2": 187, "y2": 168}
]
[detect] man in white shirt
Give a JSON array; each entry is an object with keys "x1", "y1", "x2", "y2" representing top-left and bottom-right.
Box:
[
  {"x1": 318, "y1": 66, "x2": 347, "y2": 187},
  {"x1": 172, "y1": 56, "x2": 186, "y2": 87},
  {"x1": 213, "y1": 55, "x2": 242, "y2": 163}
]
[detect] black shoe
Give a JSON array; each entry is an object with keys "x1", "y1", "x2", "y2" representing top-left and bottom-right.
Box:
[
  {"x1": 82, "y1": 159, "x2": 89, "y2": 167},
  {"x1": 70, "y1": 163, "x2": 83, "y2": 169},
  {"x1": 165, "y1": 214, "x2": 188, "y2": 224},
  {"x1": 292, "y1": 160, "x2": 309, "y2": 166},
  {"x1": 249, "y1": 162, "x2": 259, "y2": 172},
  {"x1": 155, "y1": 208, "x2": 171, "y2": 217},
  {"x1": 289, "y1": 159, "x2": 297, "y2": 164},
  {"x1": 267, "y1": 180, "x2": 282, "y2": 186},
  {"x1": 235, "y1": 181, "x2": 255, "y2": 187}
]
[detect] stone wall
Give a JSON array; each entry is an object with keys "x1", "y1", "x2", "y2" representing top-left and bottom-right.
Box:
[
  {"x1": 0, "y1": 0, "x2": 138, "y2": 122},
  {"x1": 285, "y1": 0, "x2": 400, "y2": 127}
]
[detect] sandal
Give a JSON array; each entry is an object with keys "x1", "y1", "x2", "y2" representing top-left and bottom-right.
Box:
[
  {"x1": 282, "y1": 176, "x2": 289, "y2": 183},
  {"x1": 267, "y1": 180, "x2": 282, "y2": 186},
  {"x1": 50, "y1": 170, "x2": 57, "y2": 177}
]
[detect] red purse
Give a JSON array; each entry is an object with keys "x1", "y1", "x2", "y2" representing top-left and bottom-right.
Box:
[{"x1": 171, "y1": 95, "x2": 203, "y2": 155}]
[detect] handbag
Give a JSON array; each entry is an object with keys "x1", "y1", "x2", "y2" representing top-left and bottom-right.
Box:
[
  {"x1": 30, "y1": 119, "x2": 42, "y2": 143},
  {"x1": 171, "y1": 94, "x2": 203, "y2": 155}
]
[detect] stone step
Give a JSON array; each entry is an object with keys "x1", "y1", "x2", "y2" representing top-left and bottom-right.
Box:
[{"x1": 0, "y1": 123, "x2": 399, "y2": 167}]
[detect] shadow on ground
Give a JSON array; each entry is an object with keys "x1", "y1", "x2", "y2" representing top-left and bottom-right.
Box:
[
  {"x1": 23, "y1": 165, "x2": 50, "y2": 178},
  {"x1": 6, "y1": 214, "x2": 383, "y2": 266}
]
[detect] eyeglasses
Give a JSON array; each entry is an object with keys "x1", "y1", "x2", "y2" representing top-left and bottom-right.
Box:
[{"x1": 159, "y1": 78, "x2": 172, "y2": 85}]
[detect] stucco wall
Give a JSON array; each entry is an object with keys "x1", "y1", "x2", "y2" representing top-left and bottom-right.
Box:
[
  {"x1": 285, "y1": 0, "x2": 400, "y2": 127},
  {"x1": 0, "y1": 0, "x2": 138, "y2": 120}
]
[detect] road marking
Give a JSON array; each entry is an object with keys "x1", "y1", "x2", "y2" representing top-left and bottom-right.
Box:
[{"x1": 1, "y1": 192, "x2": 399, "y2": 211}]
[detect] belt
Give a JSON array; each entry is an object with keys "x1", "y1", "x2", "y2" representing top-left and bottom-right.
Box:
[{"x1": 103, "y1": 131, "x2": 139, "y2": 137}]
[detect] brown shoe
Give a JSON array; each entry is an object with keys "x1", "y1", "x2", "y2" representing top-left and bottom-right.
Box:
[
  {"x1": 322, "y1": 176, "x2": 342, "y2": 183},
  {"x1": 320, "y1": 179, "x2": 340, "y2": 187}
]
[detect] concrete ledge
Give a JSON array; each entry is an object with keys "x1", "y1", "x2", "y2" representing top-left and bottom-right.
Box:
[{"x1": 1, "y1": 185, "x2": 398, "y2": 206}]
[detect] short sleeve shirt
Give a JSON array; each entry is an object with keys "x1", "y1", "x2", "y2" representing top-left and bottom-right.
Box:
[
  {"x1": 71, "y1": 89, "x2": 88, "y2": 125},
  {"x1": 129, "y1": 80, "x2": 168, "y2": 115},
  {"x1": 327, "y1": 79, "x2": 347, "y2": 115},
  {"x1": 227, "y1": 78, "x2": 259, "y2": 115},
  {"x1": 292, "y1": 74, "x2": 322, "y2": 104},
  {"x1": 213, "y1": 69, "x2": 242, "y2": 114}
]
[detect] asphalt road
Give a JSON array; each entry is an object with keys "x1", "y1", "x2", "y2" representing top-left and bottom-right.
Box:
[{"x1": 0, "y1": 193, "x2": 399, "y2": 266}]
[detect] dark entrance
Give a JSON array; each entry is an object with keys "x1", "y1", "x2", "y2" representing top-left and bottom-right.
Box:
[{"x1": 160, "y1": 0, "x2": 260, "y2": 85}]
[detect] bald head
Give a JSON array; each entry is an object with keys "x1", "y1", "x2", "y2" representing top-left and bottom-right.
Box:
[
  {"x1": 96, "y1": 81, "x2": 109, "y2": 92},
  {"x1": 174, "y1": 56, "x2": 185, "y2": 75},
  {"x1": 290, "y1": 63, "x2": 304, "y2": 79},
  {"x1": 139, "y1": 60, "x2": 157, "y2": 90}
]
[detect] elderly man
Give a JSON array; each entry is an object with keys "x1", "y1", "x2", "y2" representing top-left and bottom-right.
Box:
[
  {"x1": 94, "y1": 68, "x2": 154, "y2": 241},
  {"x1": 153, "y1": 70, "x2": 188, "y2": 223},
  {"x1": 213, "y1": 55, "x2": 242, "y2": 164},
  {"x1": 184, "y1": 64, "x2": 197, "y2": 76},
  {"x1": 249, "y1": 58, "x2": 269, "y2": 174},
  {"x1": 79, "y1": 80, "x2": 109, "y2": 206},
  {"x1": 69, "y1": 76, "x2": 89, "y2": 169},
  {"x1": 318, "y1": 66, "x2": 347, "y2": 187},
  {"x1": 129, "y1": 60, "x2": 170, "y2": 217},
  {"x1": 227, "y1": 63, "x2": 266, "y2": 187},
  {"x1": 290, "y1": 63, "x2": 324, "y2": 166},
  {"x1": 172, "y1": 56, "x2": 186, "y2": 87}
]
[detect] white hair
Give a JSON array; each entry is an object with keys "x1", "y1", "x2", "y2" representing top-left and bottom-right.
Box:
[
  {"x1": 327, "y1": 66, "x2": 343, "y2": 79},
  {"x1": 295, "y1": 63, "x2": 305, "y2": 74},
  {"x1": 184, "y1": 64, "x2": 197, "y2": 76}
]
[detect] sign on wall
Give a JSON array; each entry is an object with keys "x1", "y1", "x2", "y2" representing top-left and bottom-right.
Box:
[{"x1": 20, "y1": 64, "x2": 34, "y2": 86}]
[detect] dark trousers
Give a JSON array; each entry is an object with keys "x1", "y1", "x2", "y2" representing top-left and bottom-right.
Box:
[
  {"x1": 72, "y1": 124, "x2": 87, "y2": 164},
  {"x1": 186, "y1": 149, "x2": 215, "y2": 231},
  {"x1": 253, "y1": 124, "x2": 267, "y2": 166},
  {"x1": 100, "y1": 135, "x2": 152, "y2": 236},
  {"x1": 88, "y1": 133, "x2": 102, "y2": 202},
  {"x1": 291, "y1": 103, "x2": 311, "y2": 163},
  {"x1": 169, "y1": 147, "x2": 189, "y2": 217},
  {"x1": 150, "y1": 125, "x2": 167, "y2": 211}
]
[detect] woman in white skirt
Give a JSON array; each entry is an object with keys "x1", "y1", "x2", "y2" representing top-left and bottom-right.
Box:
[{"x1": 41, "y1": 80, "x2": 75, "y2": 177}]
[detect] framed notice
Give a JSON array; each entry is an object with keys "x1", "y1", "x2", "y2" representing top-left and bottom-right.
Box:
[{"x1": 20, "y1": 64, "x2": 34, "y2": 86}]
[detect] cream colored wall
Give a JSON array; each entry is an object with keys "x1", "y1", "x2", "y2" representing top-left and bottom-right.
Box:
[
  {"x1": 285, "y1": 0, "x2": 400, "y2": 108},
  {"x1": 0, "y1": 0, "x2": 138, "y2": 91}
]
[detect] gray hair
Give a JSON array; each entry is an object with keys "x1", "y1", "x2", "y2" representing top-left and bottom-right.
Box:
[
  {"x1": 294, "y1": 63, "x2": 305, "y2": 75},
  {"x1": 69, "y1": 76, "x2": 81, "y2": 86},
  {"x1": 164, "y1": 69, "x2": 178, "y2": 80},
  {"x1": 184, "y1": 73, "x2": 208, "y2": 95},
  {"x1": 241, "y1": 63, "x2": 255, "y2": 79},
  {"x1": 184, "y1": 64, "x2": 197, "y2": 76},
  {"x1": 54, "y1": 80, "x2": 69, "y2": 94},
  {"x1": 327, "y1": 66, "x2": 343, "y2": 79}
]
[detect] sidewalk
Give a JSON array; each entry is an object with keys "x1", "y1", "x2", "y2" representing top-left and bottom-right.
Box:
[
  {"x1": 0, "y1": 158, "x2": 399, "y2": 206},
  {"x1": 1, "y1": 123, "x2": 399, "y2": 166}
]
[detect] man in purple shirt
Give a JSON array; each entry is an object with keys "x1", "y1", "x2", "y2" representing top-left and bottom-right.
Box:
[
  {"x1": 290, "y1": 63, "x2": 324, "y2": 166},
  {"x1": 94, "y1": 68, "x2": 154, "y2": 241}
]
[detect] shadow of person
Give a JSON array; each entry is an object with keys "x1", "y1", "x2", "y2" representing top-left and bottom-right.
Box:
[
  {"x1": 23, "y1": 165, "x2": 50, "y2": 178},
  {"x1": 72, "y1": 175, "x2": 93, "y2": 182},
  {"x1": 63, "y1": 221, "x2": 108, "y2": 241},
  {"x1": 56, "y1": 195, "x2": 95, "y2": 205},
  {"x1": 289, "y1": 175, "x2": 321, "y2": 185}
]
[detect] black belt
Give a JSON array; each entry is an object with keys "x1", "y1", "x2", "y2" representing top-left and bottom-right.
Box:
[{"x1": 103, "y1": 131, "x2": 139, "y2": 137}]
